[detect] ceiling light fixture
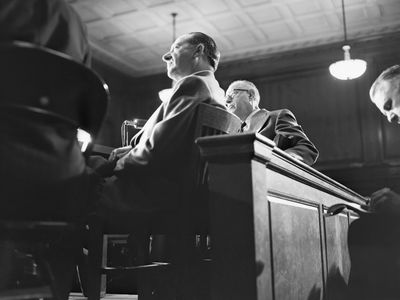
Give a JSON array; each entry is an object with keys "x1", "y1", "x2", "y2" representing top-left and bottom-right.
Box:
[
  {"x1": 159, "y1": 12, "x2": 178, "y2": 102},
  {"x1": 329, "y1": 0, "x2": 367, "y2": 80}
]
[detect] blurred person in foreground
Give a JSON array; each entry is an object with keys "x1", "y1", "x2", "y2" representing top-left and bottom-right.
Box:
[{"x1": 0, "y1": 0, "x2": 94, "y2": 299}]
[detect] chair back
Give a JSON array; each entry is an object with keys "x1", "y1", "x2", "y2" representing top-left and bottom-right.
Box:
[
  {"x1": 178, "y1": 103, "x2": 242, "y2": 231},
  {"x1": 190, "y1": 103, "x2": 241, "y2": 185}
]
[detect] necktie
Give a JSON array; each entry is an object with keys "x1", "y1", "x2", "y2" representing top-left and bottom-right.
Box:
[{"x1": 240, "y1": 121, "x2": 247, "y2": 133}]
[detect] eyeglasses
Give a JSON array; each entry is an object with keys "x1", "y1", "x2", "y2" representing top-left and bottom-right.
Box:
[{"x1": 226, "y1": 88, "x2": 250, "y2": 99}]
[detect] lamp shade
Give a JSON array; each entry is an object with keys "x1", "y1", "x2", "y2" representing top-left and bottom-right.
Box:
[
  {"x1": 329, "y1": 45, "x2": 367, "y2": 80},
  {"x1": 329, "y1": 59, "x2": 367, "y2": 80}
]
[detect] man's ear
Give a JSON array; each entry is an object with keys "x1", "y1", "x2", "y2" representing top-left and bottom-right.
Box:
[
  {"x1": 248, "y1": 90, "x2": 258, "y2": 109},
  {"x1": 193, "y1": 43, "x2": 205, "y2": 58},
  {"x1": 248, "y1": 89, "x2": 256, "y2": 101}
]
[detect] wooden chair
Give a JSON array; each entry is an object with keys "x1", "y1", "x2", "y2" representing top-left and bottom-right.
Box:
[
  {"x1": 0, "y1": 41, "x2": 109, "y2": 300},
  {"x1": 87, "y1": 103, "x2": 242, "y2": 300}
]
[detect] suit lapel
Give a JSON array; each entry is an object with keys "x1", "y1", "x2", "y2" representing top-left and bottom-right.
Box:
[{"x1": 247, "y1": 109, "x2": 270, "y2": 132}]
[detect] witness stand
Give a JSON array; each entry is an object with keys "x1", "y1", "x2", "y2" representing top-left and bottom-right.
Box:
[{"x1": 197, "y1": 133, "x2": 368, "y2": 300}]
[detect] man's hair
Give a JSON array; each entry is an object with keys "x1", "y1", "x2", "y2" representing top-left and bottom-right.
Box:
[
  {"x1": 187, "y1": 32, "x2": 220, "y2": 71},
  {"x1": 370, "y1": 65, "x2": 400, "y2": 100},
  {"x1": 229, "y1": 80, "x2": 260, "y2": 108}
]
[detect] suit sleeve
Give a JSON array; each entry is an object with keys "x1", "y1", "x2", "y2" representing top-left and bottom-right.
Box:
[
  {"x1": 114, "y1": 76, "x2": 212, "y2": 175},
  {"x1": 273, "y1": 109, "x2": 319, "y2": 166}
]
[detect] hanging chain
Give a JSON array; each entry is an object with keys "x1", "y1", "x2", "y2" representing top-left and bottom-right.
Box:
[
  {"x1": 171, "y1": 12, "x2": 177, "y2": 43},
  {"x1": 341, "y1": 0, "x2": 348, "y2": 43}
]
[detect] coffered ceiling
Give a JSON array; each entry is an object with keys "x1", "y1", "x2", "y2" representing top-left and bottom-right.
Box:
[{"x1": 68, "y1": 0, "x2": 400, "y2": 77}]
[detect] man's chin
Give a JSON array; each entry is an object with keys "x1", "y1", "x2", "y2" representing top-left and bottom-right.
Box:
[
  {"x1": 167, "y1": 69, "x2": 179, "y2": 81},
  {"x1": 227, "y1": 107, "x2": 236, "y2": 114},
  {"x1": 166, "y1": 69, "x2": 173, "y2": 78}
]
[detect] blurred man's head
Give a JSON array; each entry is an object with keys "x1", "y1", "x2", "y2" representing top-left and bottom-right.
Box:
[
  {"x1": 162, "y1": 32, "x2": 220, "y2": 81},
  {"x1": 370, "y1": 65, "x2": 400, "y2": 124},
  {"x1": 225, "y1": 80, "x2": 260, "y2": 121},
  {"x1": 0, "y1": 0, "x2": 91, "y2": 66}
]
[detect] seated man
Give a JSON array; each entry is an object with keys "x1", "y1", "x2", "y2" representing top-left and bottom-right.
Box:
[
  {"x1": 225, "y1": 80, "x2": 318, "y2": 166},
  {"x1": 94, "y1": 32, "x2": 226, "y2": 218}
]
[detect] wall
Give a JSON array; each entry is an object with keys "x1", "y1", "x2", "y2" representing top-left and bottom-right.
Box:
[
  {"x1": 217, "y1": 33, "x2": 400, "y2": 195},
  {"x1": 92, "y1": 60, "x2": 171, "y2": 147},
  {"x1": 93, "y1": 33, "x2": 400, "y2": 195}
]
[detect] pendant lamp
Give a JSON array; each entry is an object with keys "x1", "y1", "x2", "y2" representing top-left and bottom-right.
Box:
[
  {"x1": 158, "y1": 12, "x2": 177, "y2": 102},
  {"x1": 329, "y1": 0, "x2": 367, "y2": 80}
]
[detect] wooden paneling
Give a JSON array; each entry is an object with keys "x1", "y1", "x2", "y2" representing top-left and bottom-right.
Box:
[
  {"x1": 198, "y1": 133, "x2": 368, "y2": 300},
  {"x1": 254, "y1": 69, "x2": 365, "y2": 165},
  {"x1": 324, "y1": 212, "x2": 351, "y2": 283},
  {"x1": 208, "y1": 161, "x2": 258, "y2": 300},
  {"x1": 322, "y1": 164, "x2": 400, "y2": 196},
  {"x1": 269, "y1": 197, "x2": 323, "y2": 300}
]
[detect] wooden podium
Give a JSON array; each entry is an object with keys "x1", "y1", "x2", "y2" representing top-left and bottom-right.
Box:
[{"x1": 197, "y1": 133, "x2": 368, "y2": 300}]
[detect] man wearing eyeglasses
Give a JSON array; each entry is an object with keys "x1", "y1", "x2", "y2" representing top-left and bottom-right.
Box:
[{"x1": 225, "y1": 80, "x2": 318, "y2": 166}]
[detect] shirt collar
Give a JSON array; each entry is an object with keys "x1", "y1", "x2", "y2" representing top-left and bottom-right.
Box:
[
  {"x1": 244, "y1": 108, "x2": 261, "y2": 124},
  {"x1": 174, "y1": 70, "x2": 213, "y2": 88}
]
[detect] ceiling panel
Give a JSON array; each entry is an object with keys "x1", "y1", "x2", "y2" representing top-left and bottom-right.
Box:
[{"x1": 68, "y1": 0, "x2": 400, "y2": 77}]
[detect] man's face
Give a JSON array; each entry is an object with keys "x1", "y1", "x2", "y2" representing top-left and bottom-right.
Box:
[
  {"x1": 162, "y1": 34, "x2": 195, "y2": 81},
  {"x1": 225, "y1": 83, "x2": 254, "y2": 120},
  {"x1": 372, "y1": 80, "x2": 400, "y2": 124}
]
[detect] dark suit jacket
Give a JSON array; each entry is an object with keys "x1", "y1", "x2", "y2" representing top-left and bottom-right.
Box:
[{"x1": 244, "y1": 108, "x2": 319, "y2": 166}]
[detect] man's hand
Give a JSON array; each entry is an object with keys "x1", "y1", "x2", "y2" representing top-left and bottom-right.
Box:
[
  {"x1": 87, "y1": 155, "x2": 117, "y2": 178},
  {"x1": 109, "y1": 145, "x2": 132, "y2": 161},
  {"x1": 369, "y1": 187, "x2": 400, "y2": 214}
]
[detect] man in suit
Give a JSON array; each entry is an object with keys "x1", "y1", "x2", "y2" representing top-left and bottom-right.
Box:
[
  {"x1": 346, "y1": 65, "x2": 400, "y2": 299},
  {"x1": 95, "y1": 32, "x2": 226, "y2": 216},
  {"x1": 368, "y1": 64, "x2": 400, "y2": 212},
  {"x1": 225, "y1": 80, "x2": 318, "y2": 166}
]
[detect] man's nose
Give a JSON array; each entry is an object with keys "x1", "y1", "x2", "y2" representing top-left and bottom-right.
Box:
[{"x1": 162, "y1": 52, "x2": 172, "y2": 62}]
